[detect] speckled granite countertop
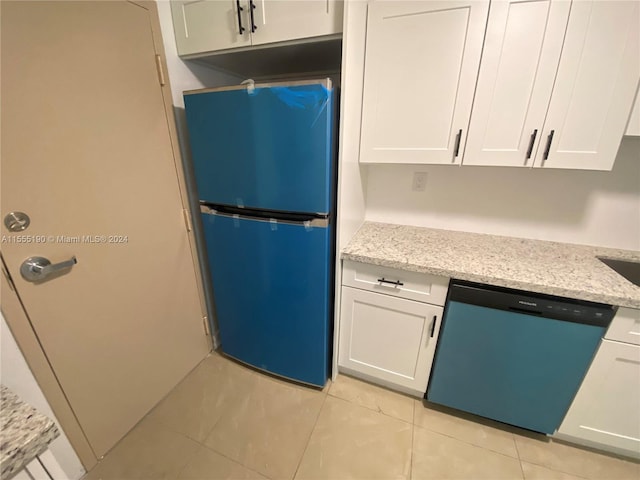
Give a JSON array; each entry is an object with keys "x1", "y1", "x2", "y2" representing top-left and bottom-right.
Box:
[
  {"x1": 342, "y1": 222, "x2": 640, "y2": 309},
  {"x1": 1, "y1": 385, "x2": 59, "y2": 479}
]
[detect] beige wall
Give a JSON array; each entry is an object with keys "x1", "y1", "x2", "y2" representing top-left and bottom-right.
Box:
[{"x1": 155, "y1": 0, "x2": 241, "y2": 108}]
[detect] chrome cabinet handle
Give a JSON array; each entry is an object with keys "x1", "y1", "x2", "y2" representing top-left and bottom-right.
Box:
[{"x1": 20, "y1": 256, "x2": 77, "y2": 283}]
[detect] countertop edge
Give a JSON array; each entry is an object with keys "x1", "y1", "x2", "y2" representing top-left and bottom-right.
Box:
[
  {"x1": 340, "y1": 223, "x2": 640, "y2": 310},
  {"x1": 0, "y1": 386, "x2": 61, "y2": 479}
]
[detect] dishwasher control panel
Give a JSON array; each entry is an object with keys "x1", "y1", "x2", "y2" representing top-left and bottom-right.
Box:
[{"x1": 448, "y1": 280, "x2": 616, "y2": 327}]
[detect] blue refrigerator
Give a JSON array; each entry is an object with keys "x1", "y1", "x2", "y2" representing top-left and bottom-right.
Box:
[{"x1": 184, "y1": 79, "x2": 335, "y2": 387}]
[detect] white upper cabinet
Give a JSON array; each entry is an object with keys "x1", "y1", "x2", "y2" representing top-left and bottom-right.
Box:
[
  {"x1": 359, "y1": 0, "x2": 490, "y2": 164},
  {"x1": 171, "y1": 0, "x2": 343, "y2": 56},
  {"x1": 171, "y1": 1, "x2": 251, "y2": 55},
  {"x1": 359, "y1": 0, "x2": 640, "y2": 169},
  {"x1": 250, "y1": 1, "x2": 344, "y2": 46},
  {"x1": 464, "y1": 0, "x2": 571, "y2": 167},
  {"x1": 534, "y1": 1, "x2": 640, "y2": 170}
]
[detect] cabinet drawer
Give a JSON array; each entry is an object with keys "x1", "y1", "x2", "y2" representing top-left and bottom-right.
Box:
[
  {"x1": 342, "y1": 260, "x2": 449, "y2": 306},
  {"x1": 606, "y1": 307, "x2": 640, "y2": 345}
]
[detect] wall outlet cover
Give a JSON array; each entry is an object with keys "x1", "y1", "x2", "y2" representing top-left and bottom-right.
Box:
[{"x1": 412, "y1": 172, "x2": 427, "y2": 192}]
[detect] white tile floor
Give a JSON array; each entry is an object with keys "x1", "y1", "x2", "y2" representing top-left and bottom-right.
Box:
[{"x1": 83, "y1": 353, "x2": 640, "y2": 480}]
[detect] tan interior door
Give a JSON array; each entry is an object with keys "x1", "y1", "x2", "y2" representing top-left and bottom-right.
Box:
[{"x1": 1, "y1": 1, "x2": 210, "y2": 458}]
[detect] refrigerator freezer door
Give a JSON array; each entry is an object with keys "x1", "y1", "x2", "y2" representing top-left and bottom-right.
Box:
[
  {"x1": 202, "y1": 212, "x2": 331, "y2": 386},
  {"x1": 185, "y1": 82, "x2": 334, "y2": 214}
]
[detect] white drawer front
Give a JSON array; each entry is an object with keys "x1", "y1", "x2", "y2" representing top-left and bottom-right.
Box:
[
  {"x1": 342, "y1": 260, "x2": 449, "y2": 306},
  {"x1": 606, "y1": 307, "x2": 640, "y2": 345}
]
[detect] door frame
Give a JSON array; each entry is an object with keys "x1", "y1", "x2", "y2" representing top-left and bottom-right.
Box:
[{"x1": 0, "y1": 1, "x2": 210, "y2": 470}]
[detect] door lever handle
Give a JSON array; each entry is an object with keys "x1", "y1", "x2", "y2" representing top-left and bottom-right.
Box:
[{"x1": 20, "y1": 255, "x2": 77, "y2": 283}]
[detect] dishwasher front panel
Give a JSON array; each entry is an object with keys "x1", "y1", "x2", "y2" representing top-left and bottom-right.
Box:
[{"x1": 426, "y1": 300, "x2": 606, "y2": 434}]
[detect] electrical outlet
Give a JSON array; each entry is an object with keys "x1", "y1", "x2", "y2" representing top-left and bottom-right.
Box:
[{"x1": 412, "y1": 172, "x2": 427, "y2": 192}]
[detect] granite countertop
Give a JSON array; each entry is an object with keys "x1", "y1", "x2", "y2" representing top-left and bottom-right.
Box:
[
  {"x1": 1, "y1": 385, "x2": 60, "y2": 479},
  {"x1": 342, "y1": 222, "x2": 640, "y2": 309}
]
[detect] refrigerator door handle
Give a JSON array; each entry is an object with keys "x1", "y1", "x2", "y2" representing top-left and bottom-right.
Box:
[{"x1": 200, "y1": 205, "x2": 329, "y2": 228}]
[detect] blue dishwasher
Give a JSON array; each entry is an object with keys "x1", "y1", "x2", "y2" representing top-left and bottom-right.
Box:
[{"x1": 426, "y1": 281, "x2": 615, "y2": 434}]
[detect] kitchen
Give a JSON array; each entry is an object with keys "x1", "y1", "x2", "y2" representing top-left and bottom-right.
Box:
[{"x1": 1, "y1": 1, "x2": 639, "y2": 479}]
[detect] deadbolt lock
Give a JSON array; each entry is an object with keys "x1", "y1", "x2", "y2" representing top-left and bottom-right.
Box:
[{"x1": 4, "y1": 212, "x2": 30, "y2": 232}]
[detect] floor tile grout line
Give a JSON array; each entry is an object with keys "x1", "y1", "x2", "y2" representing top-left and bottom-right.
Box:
[
  {"x1": 177, "y1": 360, "x2": 331, "y2": 480},
  {"x1": 517, "y1": 457, "x2": 600, "y2": 480},
  {"x1": 513, "y1": 434, "x2": 526, "y2": 479},
  {"x1": 291, "y1": 390, "x2": 329, "y2": 480},
  {"x1": 142, "y1": 354, "x2": 235, "y2": 445},
  {"x1": 325, "y1": 392, "x2": 416, "y2": 479},
  {"x1": 412, "y1": 423, "x2": 522, "y2": 461},
  {"x1": 414, "y1": 402, "x2": 524, "y2": 460},
  {"x1": 199, "y1": 371, "x2": 280, "y2": 477},
  {"x1": 174, "y1": 441, "x2": 205, "y2": 480},
  {"x1": 409, "y1": 400, "x2": 415, "y2": 480},
  {"x1": 326, "y1": 391, "x2": 415, "y2": 424},
  {"x1": 176, "y1": 359, "x2": 271, "y2": 477},
  {"x1": 514, "y1": 436, "x2": 635, "y2": 480},
  {"x1": 188, "y1": 441, "x2": 274, "y2": 480},
  {"x1": 149, "y1": 412, "x2": 220, "y2": 447}
]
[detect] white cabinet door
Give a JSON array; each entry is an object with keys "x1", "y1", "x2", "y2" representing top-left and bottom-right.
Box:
[
  {"x1": 171, "y1": 0, "x2": 342, "y2": 56},
  {"x1": 534, "y1": 1, "x2": 640, "y2": 170},
  {"x1": 606, "y1": 307, "x2": 640, "y2": 346},
  {"x1": 250, "y1": 0, "x2": 343, "y2": 46},
  {"x1": 558, "y1": 339, "x2": 640, "y2": 455},
  {"x1": 626, "y1": 93, "x2": 640, "y2": 136},
  {"x1": 339, "y1": 286, "x2": 443, "y2": 394},
  {"x1": 463, "y1": 0, "x2": 570, "y2": 167},
  {"x1": 360, "y1": 0, "x2": 489, "y2": 164},
  {"x1": 171, "y1": 0, "x2": 251, "y2": 56}
]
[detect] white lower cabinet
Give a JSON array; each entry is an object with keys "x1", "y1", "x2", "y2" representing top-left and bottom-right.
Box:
[
  {"x1": 558, "y1": 307, "x2": 640, "y2": 458},
  {"x1": 338, "y1": 261, "x2": 447, "y2": 397}
]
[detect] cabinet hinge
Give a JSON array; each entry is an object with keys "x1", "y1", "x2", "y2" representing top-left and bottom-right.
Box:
[
  {"x1": 1, "y1": 261, "x2": 16, "y2": 292},
  {"x1": 155, "y1": 54, "x2": 166, "y2": 86},
  {"x1": 202, "y1": 315, "x2": 210, "y2": 336},
  {"x1": 182, "y1": 209, "x2": 192, "y2": 232}
]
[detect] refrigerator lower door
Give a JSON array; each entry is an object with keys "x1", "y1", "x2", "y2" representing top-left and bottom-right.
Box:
[{"x1": 202, "y1": 212, "x2": 331, "y2": 387}]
